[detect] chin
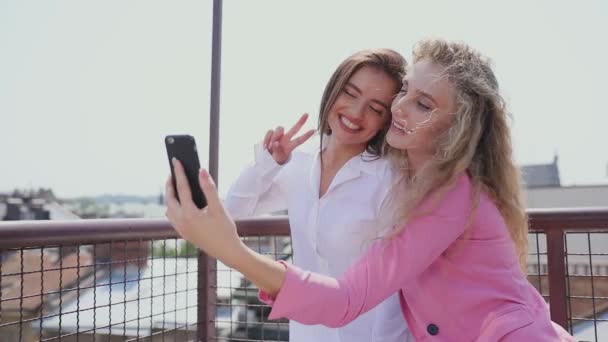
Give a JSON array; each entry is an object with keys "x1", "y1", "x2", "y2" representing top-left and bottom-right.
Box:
[
  {"x1": 332, "y1": 130, "x2": 370, "y2": 146},
  {"x1": 386, "y1": 133, "x2": 406, "y2": 150}
]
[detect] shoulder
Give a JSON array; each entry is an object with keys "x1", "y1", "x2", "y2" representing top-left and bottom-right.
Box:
[
  {"x1": 436, "y1": 174, "x2": 472, "y2": 208},
  {"x1": 359, "y1": 153, "x2": 396, "y2": 181},
  {"x1": 411, "y1": 174, "x2": 474, "y2": 222}
]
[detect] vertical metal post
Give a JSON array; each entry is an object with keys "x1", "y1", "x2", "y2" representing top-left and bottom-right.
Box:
[
  {"x1": 546, "y1": 229, "x2": 568, "y2": 329},
  {"x1": 208, "y1": 0, "x2": 223, "y2": 181},
  {"x1": 199, "y1": 0, "x2": 222, "y2": 340}
]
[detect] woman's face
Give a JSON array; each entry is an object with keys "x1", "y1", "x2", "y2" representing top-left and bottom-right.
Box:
[
  {"x1": 326, "y1": 66, "x2": 397, "y2": 150},
  {"x1": 386, "y1": 59, "x2": 456, "y2": 159}
]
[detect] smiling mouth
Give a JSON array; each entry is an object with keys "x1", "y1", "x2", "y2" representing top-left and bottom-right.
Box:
[
  {"x1": 339, "y1": 115, "x2": 362, "y2": 131},
  {"x1": 392, "y1": 119, "x2": 414, "y2": 135}
]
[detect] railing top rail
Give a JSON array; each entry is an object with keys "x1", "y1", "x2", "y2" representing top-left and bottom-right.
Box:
[
  {"x1": 528, "y1": 207, "x2": 608, "y2": 231},
  {"x1": 0, "y1": 216, "x2": 291, "y2": 248},
  {"x1": 0, "y1": 218, "x2": 178, "y2": 248},
  {"x1": 1, "y1": 208, "x2": 607, "y2": 248}
]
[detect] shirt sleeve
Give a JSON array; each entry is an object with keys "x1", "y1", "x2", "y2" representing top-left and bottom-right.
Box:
[
  {"x1": 224, "y1": 142, "x2": 290, "y2": 218},
  {"x1": 259, "y1": 174, "x2": 473, "y2": 327}
]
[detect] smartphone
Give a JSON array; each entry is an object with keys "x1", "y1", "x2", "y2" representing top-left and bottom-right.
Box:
[{"x1": 165, "y1": 134, "x2": 207, "y2": 209}]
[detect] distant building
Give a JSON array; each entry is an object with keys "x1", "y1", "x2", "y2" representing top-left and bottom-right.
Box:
[
  {"x1": 520, "y1": 155, "x2": 608, "y2": 209},
  {"x1": 0, "y1": 193, "x2": 148, "y2": 340},
  {"x1": 526, "y1": 183, "x2": 608, "y2": 209},
  {"x1": 521, "y1": 155, "x2": 561, "y2": 188}
]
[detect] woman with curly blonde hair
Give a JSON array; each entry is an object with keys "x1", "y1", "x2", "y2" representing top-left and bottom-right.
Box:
[{"x1": 165, "y1": 38, "x2": 575, "y2": 341}]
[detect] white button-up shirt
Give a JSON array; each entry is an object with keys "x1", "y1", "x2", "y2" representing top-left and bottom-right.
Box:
[{"x1": 225, "y1": 138, "x2": 413, "y2": 342}]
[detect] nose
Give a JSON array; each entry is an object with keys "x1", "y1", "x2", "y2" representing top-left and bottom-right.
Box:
[
  {"x1": 346, "y1": 98, "x2": 366, "y2": 119},
  {"x1": 391, "y1": 96, "x2": 407, "y2": 119}
]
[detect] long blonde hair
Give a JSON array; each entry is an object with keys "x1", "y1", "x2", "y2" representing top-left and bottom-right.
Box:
[{"x1": 388, "y1": 39, "x2": 528, "y2": 270}]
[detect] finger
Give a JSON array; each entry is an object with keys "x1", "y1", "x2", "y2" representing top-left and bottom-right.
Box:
[
  {"x1": 198, "y1": 168, "x2": 224, "y2": 213},
  {"x1": 269, "y1": 127, "x2": 284, "y2": 154},
  {"x1": 165, "y1": 176, "x2": 180, "y2": 211},
  {"x1": 285, "y1": 113, "x2": 309, "y2": 139},
  {"x1": 165, "y1": 206, "x2": 177, "y2": 226},
  {"x1": 271, "y1": 140, "x2": 283, "y2": 156},
  {"x1": 290, "y1": 129, "x2": 316, "y2": 149},
  {"x1": 270, "y1": 126, "x2": 284, "y2": 144},
  {"x1": 172, "y1": 158, "x2": 197, "y2": 210},
  {"x1": 263, "y1": 130, "x2": 273, "y2": 149}
]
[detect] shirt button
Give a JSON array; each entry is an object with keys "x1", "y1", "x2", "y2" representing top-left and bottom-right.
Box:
[{"x1": 427, "y1": 323, "x2": 439, "y2": 336}]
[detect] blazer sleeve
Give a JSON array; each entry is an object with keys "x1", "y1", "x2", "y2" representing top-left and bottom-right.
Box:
[{"x1": 259, "y1": 175, "x2": 473, "y2": 327}]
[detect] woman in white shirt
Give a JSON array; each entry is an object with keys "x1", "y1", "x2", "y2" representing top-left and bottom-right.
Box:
[{"x1": 224, "y1": 49, "x2": 414, "y2": 342}]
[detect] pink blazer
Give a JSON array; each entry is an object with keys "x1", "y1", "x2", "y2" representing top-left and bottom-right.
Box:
[{"x1": 261, "y1": 174, "x2": 575, "y2": 341}]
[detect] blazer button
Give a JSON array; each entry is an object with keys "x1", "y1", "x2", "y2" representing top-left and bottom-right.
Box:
[{"x1": 427, "y1": 323, "x2": 439, "y2": 336}]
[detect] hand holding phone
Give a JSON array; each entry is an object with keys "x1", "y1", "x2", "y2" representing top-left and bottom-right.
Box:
[{"x1": 165, "y1": 135, "x2": 207, "y2": 209}]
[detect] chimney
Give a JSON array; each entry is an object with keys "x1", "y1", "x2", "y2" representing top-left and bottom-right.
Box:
[
  {"x1": 31, "y1": 199, "x2": 50, "y2": 220},
  {"x1": 5, "y1": 198, "x2": 24, "y2": 220}
]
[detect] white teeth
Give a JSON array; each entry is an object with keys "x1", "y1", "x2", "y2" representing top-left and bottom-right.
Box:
[
  {"x1": 392, "y1": 120, "x2": 405, "y2": 131},
  {"x1": 392, "y1": 120, "x2": 413, "y2": 135},
  {"x1": 340, "y1": 115, "x2": 361, "y2": 130}
]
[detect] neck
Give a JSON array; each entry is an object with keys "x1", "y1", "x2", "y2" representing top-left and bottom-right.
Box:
[
  {"x1": 406, "y1": 150, "x2": 431, "y2": 176},
  {"x1": 322, "y1": 136, "x2": 366, "y2": 168}
]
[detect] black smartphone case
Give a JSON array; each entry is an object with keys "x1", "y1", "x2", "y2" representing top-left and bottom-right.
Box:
[{"x1": 165, "y1": 135, "x2": 207, "y2": 209}]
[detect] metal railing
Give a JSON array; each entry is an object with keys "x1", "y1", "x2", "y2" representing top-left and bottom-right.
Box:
[
  {"x1": 1, "y1": 209, "x2": 607, "y2": 341},
  {"x1": 0, "y1": 219, "x2": 195, "y2": 341},
  {"x1": 527, "y1": 208, "x2": 608, "y2": 341}
]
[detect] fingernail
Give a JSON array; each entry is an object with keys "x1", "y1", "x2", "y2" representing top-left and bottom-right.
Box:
[
  {"x1": 199, "y1": 168, "x2": 208, "y2": 178},
  {"x1": 172, "y1": 157, "x2": 177, "y2": 165}
]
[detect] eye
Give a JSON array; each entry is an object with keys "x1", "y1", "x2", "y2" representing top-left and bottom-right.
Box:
[
  {"x1": 417, "y1": 101, "x2": 431, "y2": 111},
  {"x1": 369, "y1": 106, "x2": 383, "y2": 115},
  {"x1": 343, "y1": 89, "x2": 356, "y2": 98}
]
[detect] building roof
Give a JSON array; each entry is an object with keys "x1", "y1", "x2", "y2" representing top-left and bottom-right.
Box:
[
  {"x1": 1, "y1": 249, "x2": 93, "y2": 315},
  {"x1": 521, "y1": 156, "x2": 561, "y2": 188},
  {"x1": 40, "y1": 258, "x2": 243, "y2": 336}
]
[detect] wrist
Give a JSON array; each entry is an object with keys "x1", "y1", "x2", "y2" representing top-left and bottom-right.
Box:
[
  {"x1": 224, "y1": 240, "x2": 251, "y2": 270},
  {"x1": 275, "y1": 153, "x2": 292, "y2": 166}
]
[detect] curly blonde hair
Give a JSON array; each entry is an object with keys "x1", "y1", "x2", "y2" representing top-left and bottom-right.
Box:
[{"x1": 387, "y1": 39, "x2": 528, "y2": 270}]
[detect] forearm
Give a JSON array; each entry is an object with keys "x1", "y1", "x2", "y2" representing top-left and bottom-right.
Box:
[
  {"x1": 224, "y1": 145, "x2": 287, "y2": 218},
  {"x1": 228, "y1": 241, "x2": 287, "y2": 297},
  {"x1": 167, "y1": 159, "x2": 288, "y2": 299}
]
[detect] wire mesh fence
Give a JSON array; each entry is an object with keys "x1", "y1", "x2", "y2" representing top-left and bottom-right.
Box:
[
  {"x1": 208, "y1": 236, "x2": 291, "y2": 342},
  {"x1": 527, "y1": 209, "x2": 608, "y2": 342},
  {"x1": 0, "y1": 238, "x2": 199, "y2": 341},
  {"x1": 1, "y1": 211, "x2": 608, "y2": 341}
]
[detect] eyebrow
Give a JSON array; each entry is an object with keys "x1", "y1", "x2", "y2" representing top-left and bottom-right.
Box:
[
  {"x1": 345, "y1": 82, "x2": 391, "y2": 110},
  {"x1": 345, "y1": 82, "x2": 362, "y2": 94},
  {"x1": 402, "y1": 79, "x2": 438, "y2": 106}
]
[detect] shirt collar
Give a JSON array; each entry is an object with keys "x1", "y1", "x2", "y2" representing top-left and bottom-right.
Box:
[{"x1": 305, "y1": 134, "x2": 384, "y2": 178}]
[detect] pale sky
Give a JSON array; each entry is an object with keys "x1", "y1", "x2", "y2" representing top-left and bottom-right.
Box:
[{"x1": 1, "y1": 0, "x2": 607, "y2": 198}]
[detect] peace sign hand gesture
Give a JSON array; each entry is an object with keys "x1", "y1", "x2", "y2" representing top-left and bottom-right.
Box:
[{"x1": 263, "y1": 113, "x2": 316, "y2": 165}]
